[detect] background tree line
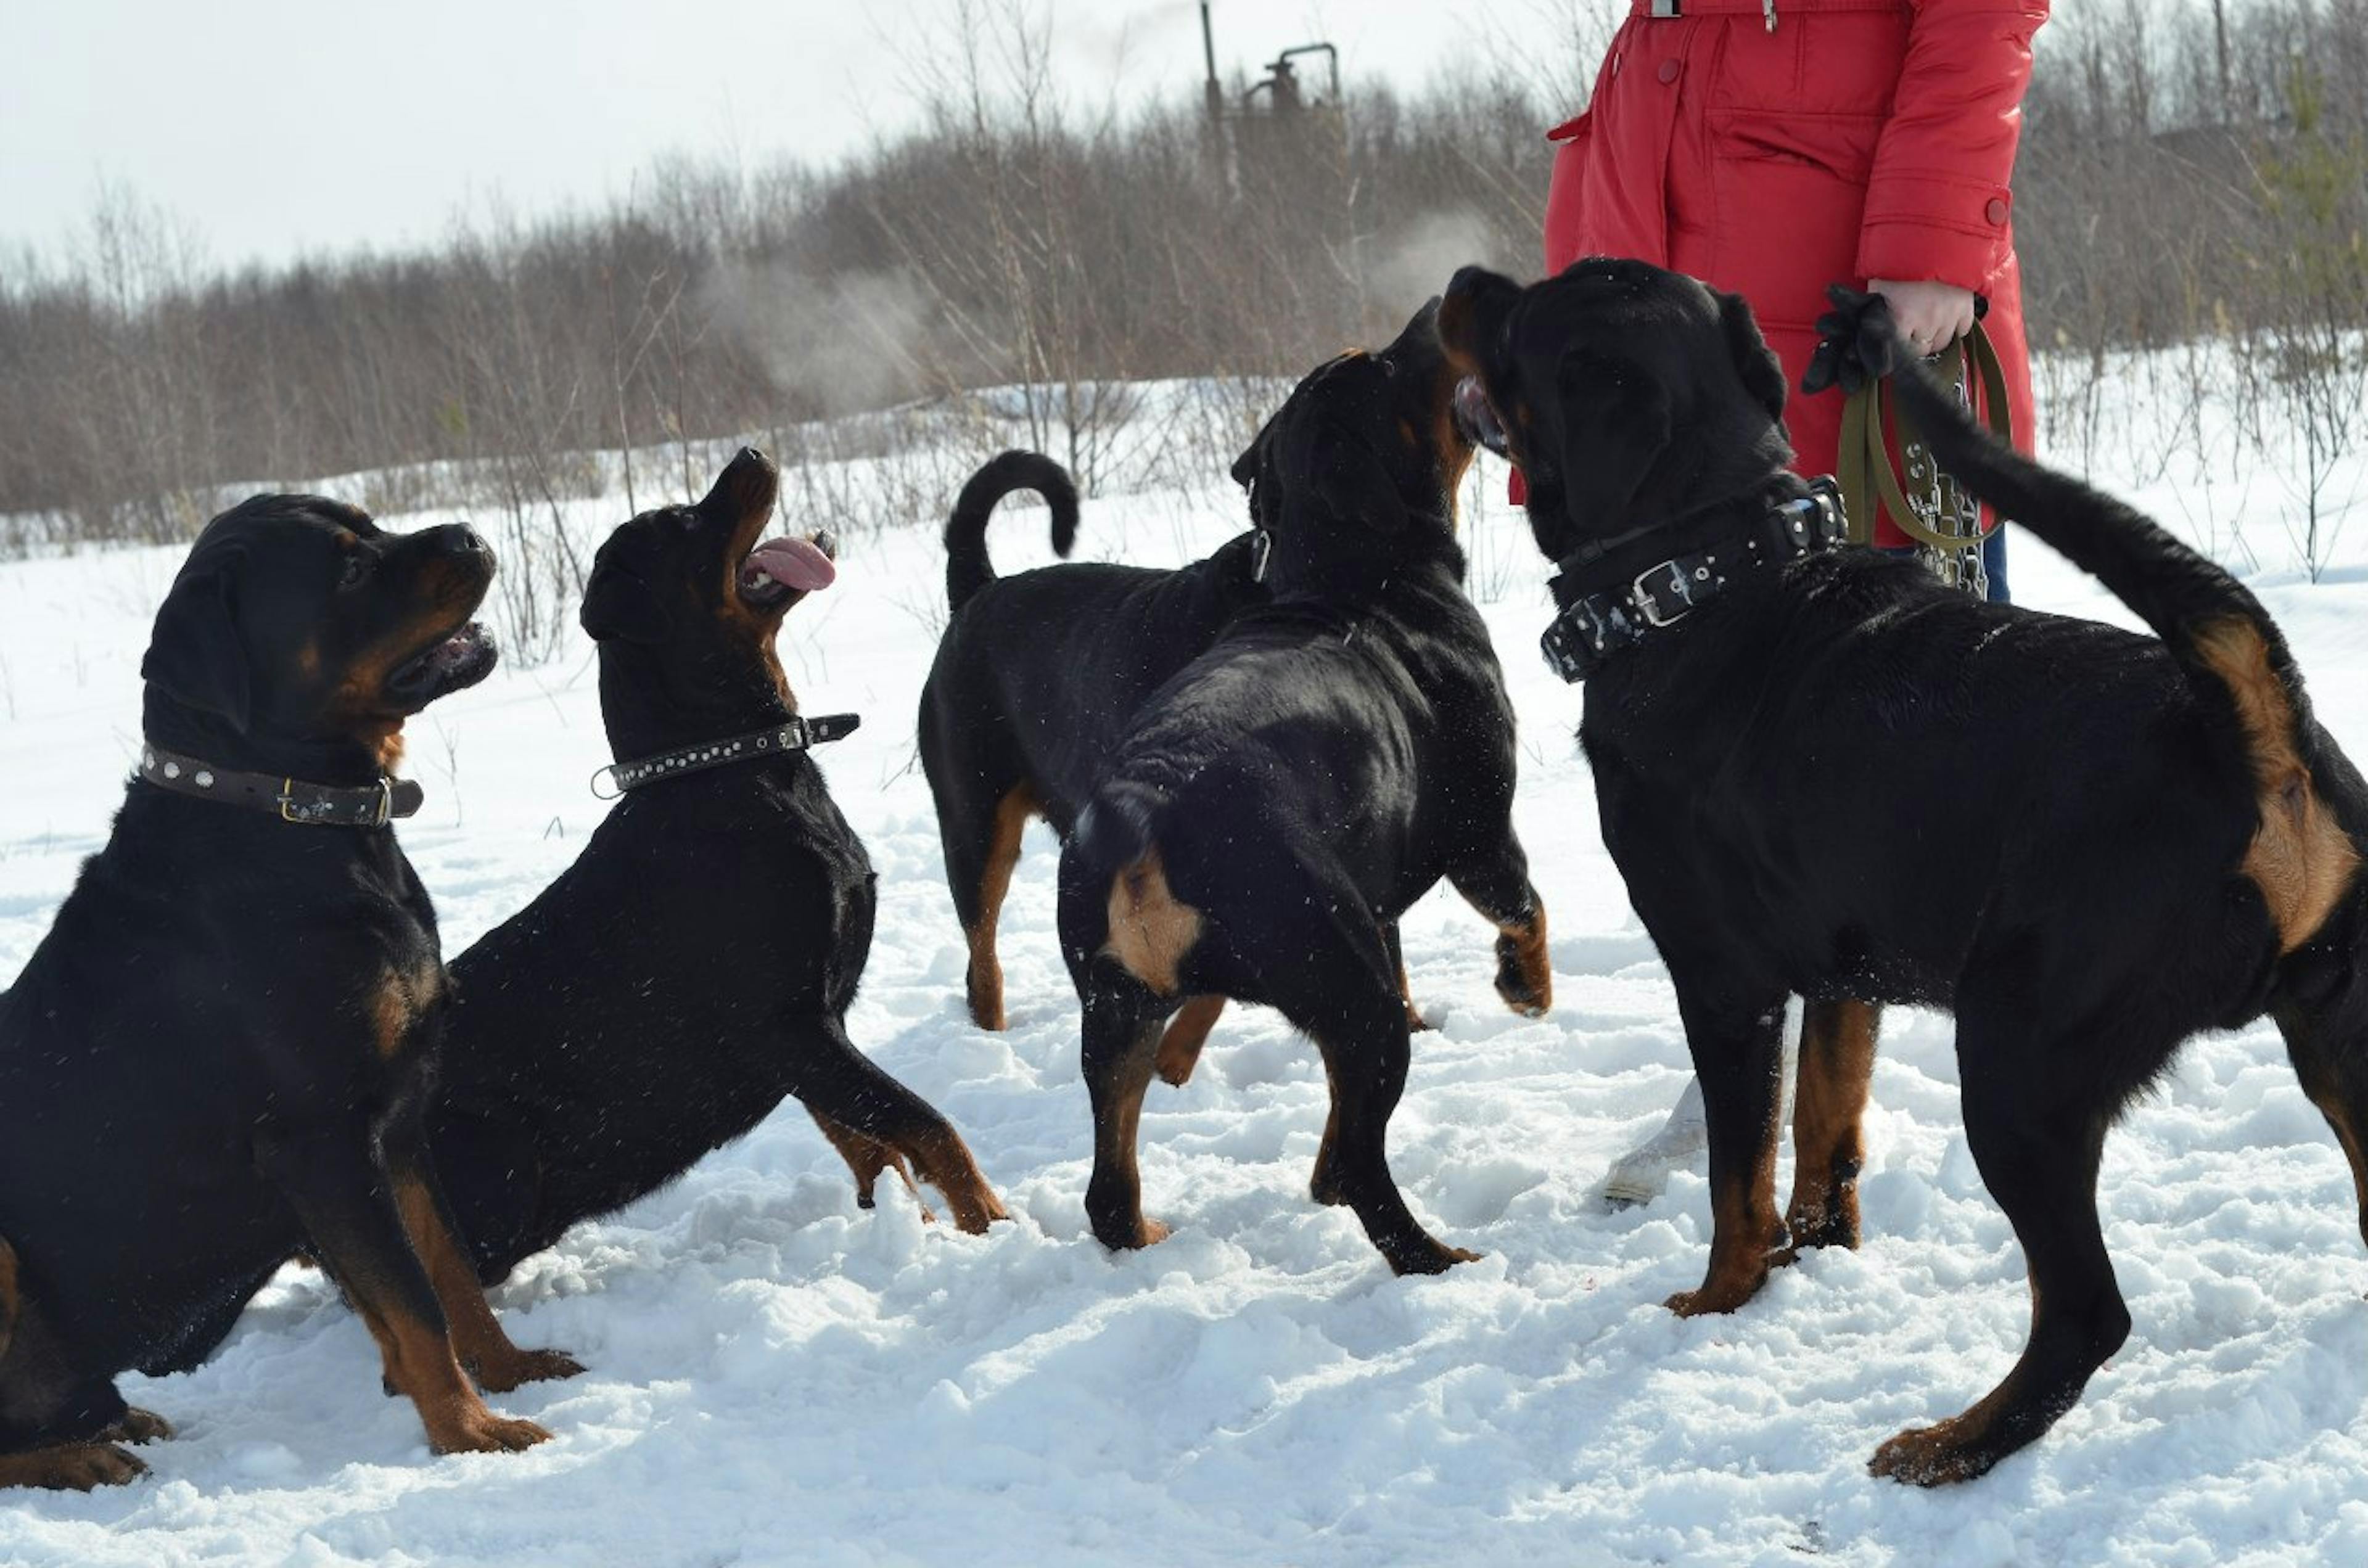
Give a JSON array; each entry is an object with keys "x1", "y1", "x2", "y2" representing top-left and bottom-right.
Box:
[{"x1": 1, "y1": 0, "x2": 2361, "y2": 572}]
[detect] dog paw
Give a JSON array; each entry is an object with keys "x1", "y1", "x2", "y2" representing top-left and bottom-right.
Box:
[
  {"x1": 432, "y1": 1411, "x2": 553, "y2": 1456},
  {"x1": 1388, "y1": 1238, "x2": 1482, "y2": 1276},
  {"x1": 0, "y1": 1442, "x2": 149, "y2": 1490},
  {"x1": 944, "y1": 1183, "x2": 1007, "y2": 1235},
  {"x1": 99, "y1": 1408, "x2": 175, "y2": 1445},
  {"x1": 474, "y1": 1347, "x2": 585, "y2": 1393},
  {"x1": 1663, "y1": 1274, "x2": 1766, "y2": 1318},
  {"x1": 1868, "y1": 1418, "x2": 1998, "y2": 1487}
]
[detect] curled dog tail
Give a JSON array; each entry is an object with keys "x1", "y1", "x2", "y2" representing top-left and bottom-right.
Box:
[
  {"x1": 1071, "y1": 779, "x2": 1169, "y2": 885},
  {"x1": 1887, "y1": 338, "x2": 2359, "y2": 949},
  {"x1": 944, "y1": 450, "x2": 1080, "y2": 614}
]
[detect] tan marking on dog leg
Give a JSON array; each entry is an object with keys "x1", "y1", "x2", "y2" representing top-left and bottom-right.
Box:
[
  {"x1": 342, "y1": 1268, "x2": 546, "y2": 1454},
  {"x1": 1493, "y1": 908, "x2": 1553, "y2": 1017},
  {"x1": 2195, "y1": 618, "x2": 2362, "y2": 951},
  {"x1": 1103, "y1": 847, "x2": 1204, "y2": 998},
  {"x1": 368, "y1": 963, "x2": 443, "y2": 1061},
  {"x1": 891, "y1": 1123, "x2": 1009, "y2": 1236},
  {"x1": 966, "y1": 785, "x2": 1038, "y2": 1031},
  {"x1": 0, "y1": 1236, "x2": 17, "y2": 1365},
  {"x1": 1785, "y1": 999, "x2": 1880, "y2": 1253},
  {"x1": 1156, "y1": 995, "x2": 1227, "y2": 1086},
  {"x1": 1668, "y1": 1106, "x2": 1784, "y2": 1317},
  {"x1": 2306, "y1": 1094, "x2": 2368, "y2": 1231},
  {"x1": 809, "y1": 1109, "x2": 931, "y2": 1220},
  {"x1": 393, "y1": 1178, "x2": 582, "y2": 1397}
]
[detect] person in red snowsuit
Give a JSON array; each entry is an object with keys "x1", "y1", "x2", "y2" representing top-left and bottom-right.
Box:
[
  {"x1": 1545, "y1": 0, "x2": 2050, "y2": 1202},
  {"x1": 1534, "y1": 0, "x2": 2047, "y2": 596}
]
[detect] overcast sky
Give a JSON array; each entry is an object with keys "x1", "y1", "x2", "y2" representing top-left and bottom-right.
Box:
[{"x1": 1, "y1": 1, "x2": 1590, "y2": 274}]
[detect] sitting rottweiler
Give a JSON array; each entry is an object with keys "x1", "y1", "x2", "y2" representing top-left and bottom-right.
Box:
[
  {"x1": 425, "y1": 448, "x2": 1007, "y2": 1291},
  {"x1": 1054, "y1": 300, "x2": 1552, "y2": 1276},
  {"x1": 918, "y1": 450, "x2": 1265, "y2": 1067},
  {"x1": 0, "y1": 496, "x2": 565, "y2": 1491},
  {"x1": 1439, "y1": 258, "x2": 2368, "y2": 1482}
]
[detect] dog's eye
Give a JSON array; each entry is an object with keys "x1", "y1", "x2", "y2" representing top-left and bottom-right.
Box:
[{"x1": 337, "y1": 554, "x2": 372, "y2": 591}]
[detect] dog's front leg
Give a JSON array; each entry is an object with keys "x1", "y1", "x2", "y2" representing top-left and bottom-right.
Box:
[
  {"x1": 378, "y1": 1119, "x2": 585, "y2": 1394},
  {"x1": 1080, "y1": 986, "x2": 1171, "y2": 1250},
  {"x1": 259, "y1": 1125, "x2": 551, "y2": 1455},
  {"x1": 1448, "y1": 845, "x2": 1553, "y2": 1019},
  {"x1": 1664, "y1": 969, "x2": 1788, "y2": 1316},
  {"x1": 1783, "y1": 999, "x2": 1883, "y2": 1254}
]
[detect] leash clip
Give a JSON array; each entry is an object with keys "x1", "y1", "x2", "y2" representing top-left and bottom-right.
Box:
[{"x1": 1250, "y1": 529, "x2": 1273, "y2": 585}]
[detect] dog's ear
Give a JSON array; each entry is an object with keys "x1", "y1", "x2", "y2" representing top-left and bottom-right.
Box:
[
  {"x1": 141, "y1": 557, "x2": 253, "y2": 732},
  {"x1": 1310, "y1": 421, "x2": 1411, "y2": 535},
  {"x1": 1437, "y1": 266, "x2": 1520, "y2": 376},
  {"x1": 580, "y1": 569, "x2": 673, "y2": 645},
  {"x1": 1231, "y1": 408, "x2": 1281, "y2": 527},
  {"x1": 1555, "y1": 347, "x2": 1672, "y2": 528},
  {"x1": 1717, "y1": 289, "x2": 1788, "y2": 425}
]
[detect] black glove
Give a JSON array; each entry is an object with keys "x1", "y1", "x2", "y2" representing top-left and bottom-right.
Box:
[{"x1": 1800, "y1": 284, "x2": 1906, "y2": 397}]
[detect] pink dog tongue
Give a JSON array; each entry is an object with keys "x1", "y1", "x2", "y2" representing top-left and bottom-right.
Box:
[{"x1": 746, "y1": 536, "x2": 836, "y2": 592}]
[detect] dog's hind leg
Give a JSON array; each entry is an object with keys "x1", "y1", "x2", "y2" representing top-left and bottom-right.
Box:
[
  {"x1": 783, "y1": 1017, "x2": 1007, "y2": 1234},
  {"x1": 1870, "y1": 1006, "x2": 2133, "y2": 1485},
  {"x1": 1238, "y1": 860, "x2": 1478, "y2": 1275},
  {"x1": 944, "y1": 782, "x2": 1040, "y2": 1032},
  {"x1": 1663, "y1": 961, "x2": 1789, "y2": 1316},
  {"x1": 1783, "y1": 999, "x2": 1883, "y2": 1254},
  {"x1": 1077, "y1": 982, "x2": 1175, "y2": 1250},
  {"x1": 1449, "y1": 844, "x2": 1553, "y2": 1019},
  {"x1": 0, "y1": 1238, "x2": 152, "y2": 1491},
  {"x1": 2272, "y1": 924, "x2": 2368, "y2": 1247},
  {"x1": 1381, "y1": 922, "x2": 1431, "y2": 1033}
]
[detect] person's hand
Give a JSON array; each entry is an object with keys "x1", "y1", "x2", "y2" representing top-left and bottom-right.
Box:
[{"x1": 1867, "y1": 279, "x2": 1976, "y2": 357}]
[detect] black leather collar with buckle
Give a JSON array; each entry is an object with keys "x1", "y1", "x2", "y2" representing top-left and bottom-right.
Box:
[
  {"x1": 591, "y1": 713, "x2": 862, "y2": 799},
  {"x1": 1540, "y1": 480, "x2": 1848, "y2": 684},
  {"x1": 136, "y1": 743, "x2": 424, "y2": 827}
]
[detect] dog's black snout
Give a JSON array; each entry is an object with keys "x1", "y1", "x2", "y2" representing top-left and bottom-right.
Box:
[{"x1": 434, "y1": 524, "x2": 491, "y2": 557}]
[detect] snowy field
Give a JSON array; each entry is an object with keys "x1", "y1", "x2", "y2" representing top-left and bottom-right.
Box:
[{"x1": 2, "y1": 389, "x2": 2367, "y2": 1566}]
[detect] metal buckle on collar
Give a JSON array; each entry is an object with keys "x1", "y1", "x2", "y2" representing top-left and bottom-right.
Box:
[
  {"x1": 1650, "y1": 0, "x2": 1680, "y2": 16},
  {"x1": 1630, "y1": 559, "x2": 1694, "y2": 628},
  {"x1": 278, "y1": 776, "x2": 393, "y2": 826},
  {"x1": 1251, "y1": 529, "x2": 1273, "y2": 585}
]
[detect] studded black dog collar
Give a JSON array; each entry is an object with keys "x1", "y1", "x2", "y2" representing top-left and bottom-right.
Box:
[
  {"x1": 590, "y1": 713, "x2": 862, "y2": 799},
  {"x1": 136, "y1": 744, "x2": 425, "y2": 827},
  {"x1": 1540, "y1": 482, "x2": 1849, "y2": 683}
]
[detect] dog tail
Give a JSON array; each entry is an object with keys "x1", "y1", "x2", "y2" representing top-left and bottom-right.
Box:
[
  {"x1": 945, "y1": 450, "x2": 1080, "y2": 614},
  {"x1": 1071, "y1": 779, "x2": 1168, "y2": 882},
  {"x1": 1890, "y1": 351, "x2": 2361, "y2": 949}
]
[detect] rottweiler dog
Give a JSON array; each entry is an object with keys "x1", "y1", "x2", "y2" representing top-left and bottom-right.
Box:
[
  {"x1": 918, "y1": 450, "x2": 1265, "y2": 1064},
  {"x1": 424, "y1": 448, "x2": 1007, "y2": 1289},
  {"x1": 1439, "y1": 257, "x2": 2368, "y2": 1482},
  {"x1": 1054, "y1": 300, "x2": 1552, "y2": 1276},
  {"x1": 0, "y1": 496, "x2": 566, "y2": 1492}
]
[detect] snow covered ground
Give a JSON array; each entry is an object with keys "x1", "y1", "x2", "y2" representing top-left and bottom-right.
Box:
[{"x1": 2, "y1": 396, "x2": 2367, "y2": 1566}]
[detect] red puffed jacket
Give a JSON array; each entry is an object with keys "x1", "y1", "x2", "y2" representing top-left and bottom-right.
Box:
[{"x1": 1532, "y1": 0, "x2": 2048, "y2": 543}]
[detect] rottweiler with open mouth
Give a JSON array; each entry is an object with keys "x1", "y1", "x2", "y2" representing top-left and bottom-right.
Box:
[
  {"x1": 1053, "y1": 301, "x2": 1552, "y2": 1276},
  {"x1": 1441, "y1": 257, "x2": 2368, "y2": 1482},
  {"x1": 423, "y1": 448, "x2": 1008, "y2": 1291},
  {"x1": 0, "y1": 495, "x2": 566, "y2": 1490}
]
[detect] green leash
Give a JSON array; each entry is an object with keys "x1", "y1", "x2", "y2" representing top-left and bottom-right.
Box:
[{"x1": 1837, "y1": 320, "x2": 2013, "y2": 594}]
